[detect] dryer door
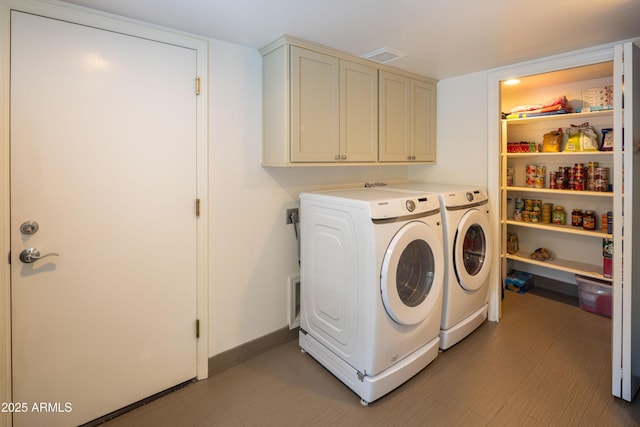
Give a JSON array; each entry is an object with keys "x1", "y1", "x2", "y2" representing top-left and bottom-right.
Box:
[
  {"x1": 453, "y1": 209, "x2": 493, "y2": 291},
  {"x1": 380, "y1": 221, "x2": 444, "y2": 326}
]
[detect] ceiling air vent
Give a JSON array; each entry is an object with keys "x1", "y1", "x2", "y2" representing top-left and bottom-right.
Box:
[{"x1": 361, "y1": 47, "x2": 406, "y2": 64}]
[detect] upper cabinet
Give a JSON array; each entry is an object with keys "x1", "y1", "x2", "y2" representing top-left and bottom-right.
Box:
[
  {"x1": 379, "y1": 71, "x2": 436, "y2": 162},
  {"x1": 289, "y1": 46, "x2": 378, "y2": 163},
  {"x1": 260, "y1": 36, "x2": 437, "y2": 166}
]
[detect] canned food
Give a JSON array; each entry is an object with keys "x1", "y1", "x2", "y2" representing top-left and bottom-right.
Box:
[
  {"x1": 552, "y1": 206, "x2": 566, "y2": 225},
  {"x1": 530, "y1": 211, "x2": 540, "y2": 223},
  {"x1": 583, "y1": 210, "x2": 596, "y2": 230},
  {"x1": 515, "y1": 197, "x2": 523, "y2": 212},
  {"x1": 572, "y1": 209, "x2": 583, "y2": 227}
]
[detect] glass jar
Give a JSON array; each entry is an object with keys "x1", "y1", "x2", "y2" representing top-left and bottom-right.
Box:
[
  {"x1": 552, "y1": 206, "x2": 566, "y2": 225},
  {"x1": 571, "y1": 209, "x2": 583, "y2": 227},
  {"x1": 583, "y1": 210, "x2": 596, "y2": 230}
]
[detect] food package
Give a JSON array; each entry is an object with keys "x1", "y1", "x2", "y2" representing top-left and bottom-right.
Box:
[
  {"x1": 564, "y1": 122, "x2": 599, "y2": 152},
  {"x1": 601, "y1": 128, "x2": 613, "y2": 151},
  {"x1": 530, "y1": 247, "x2": 554, "y2": 261},
  {"x1": 542, "y1": 130, "x2": 563, "y2": 152}
]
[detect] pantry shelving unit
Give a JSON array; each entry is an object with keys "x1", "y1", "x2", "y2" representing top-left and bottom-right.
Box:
[{"x1": 500, "y1": 110, "x2": 615, "y2": 284}]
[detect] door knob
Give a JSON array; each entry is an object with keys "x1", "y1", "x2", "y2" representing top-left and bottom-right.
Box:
[{"x1": 19, "y1": 247, "x2": 59, "y2": 264}]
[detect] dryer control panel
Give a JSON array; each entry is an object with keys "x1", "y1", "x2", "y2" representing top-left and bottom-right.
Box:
[
  {"x1": 370, "y1": 195, "x2": 439, "y2": 219},
  {"x1": 441, "y1": 188, "x2": 488, "y2": 209}
]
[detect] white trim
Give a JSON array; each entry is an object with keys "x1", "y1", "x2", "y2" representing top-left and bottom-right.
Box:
[
  {"x1": 612, "y1": 43, "x2": 624, "y2": 400},
  {"x1": 0, "y1": 1, "x2": 210, "y2": 423}
]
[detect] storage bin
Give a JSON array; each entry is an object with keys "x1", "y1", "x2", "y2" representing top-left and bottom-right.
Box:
[{"x1": 576, "y1": 275, "x2": 612, "y2": 318}]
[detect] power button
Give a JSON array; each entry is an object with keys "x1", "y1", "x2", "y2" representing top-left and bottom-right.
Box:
[{"x1": 406, "y1": 200, "x2": 416, "y2": 212}]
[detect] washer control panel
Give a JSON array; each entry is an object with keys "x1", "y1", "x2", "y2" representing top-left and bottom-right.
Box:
[{"x1": 370, "y1": 195, "x2": 439, "y2": 219}]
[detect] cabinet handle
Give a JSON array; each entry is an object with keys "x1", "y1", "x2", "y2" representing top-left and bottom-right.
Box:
[
  {"x1": 335, "y1": 155, "x2": 340, "y2": 160},
  {"x1": 341, "y1": 154, "x2": 347, "y2": 160}
]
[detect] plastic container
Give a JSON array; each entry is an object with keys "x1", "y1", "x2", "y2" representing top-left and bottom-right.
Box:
[
  {"x1": 576, "y1": 275, "x2": 612, "y2": 317},
  {"x1": 552, "y1": 206, "x2": 566, "y2": 225}
]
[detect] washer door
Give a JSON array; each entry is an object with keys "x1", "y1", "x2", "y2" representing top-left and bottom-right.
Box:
[
  {"x1": 380, "y1": 221, "x2": 444, "y2": 326},
  {"x1": 453, "y1": 209, "x2": 493, "y2": 291}
]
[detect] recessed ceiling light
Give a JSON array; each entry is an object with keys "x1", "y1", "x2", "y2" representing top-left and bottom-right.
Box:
[
  {"x1": 361, "y1": 47, "x2": 406, "y2": 64},
  {"x1": 503, "y1": 79, "x2": 521, "y2": 85}
]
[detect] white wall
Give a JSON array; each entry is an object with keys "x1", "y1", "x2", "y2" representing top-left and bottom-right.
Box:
[
  {"x1": 207, "y1": 39, "x2": 410, "y2": 356},
  {"x1": 409, "y1": 71, "x2": 490, "y2": 186}
]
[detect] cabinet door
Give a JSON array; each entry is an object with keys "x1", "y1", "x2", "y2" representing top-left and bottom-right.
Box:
[
  {"x1": 340, "y1": 60, "x2": 378, "y2": 162},
  {"x1": 411, "y1": 79, "x2": 436, "y2": 162},
  {"x1": 379, "y1": 70, "x2": 410, "y2": 161},
  {"x1": 291, "y1": 47, "x2": 339, "y2": 162}
]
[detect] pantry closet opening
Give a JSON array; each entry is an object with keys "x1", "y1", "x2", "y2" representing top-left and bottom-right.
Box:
[{"x1": 499, "y1": 61, "x2": 615, "y2": 308}]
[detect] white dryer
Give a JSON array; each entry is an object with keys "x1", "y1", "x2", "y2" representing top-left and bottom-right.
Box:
[
  {"x1": 299, "y1": 187, "x2": 444, "y2": 405},
  {"x1": 383, "y1": 183, "x2": 493, "y2": 350}
]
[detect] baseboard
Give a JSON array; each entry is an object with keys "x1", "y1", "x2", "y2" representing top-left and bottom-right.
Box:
[{"x1": 208, "y1": 327, "x2": 299, "y2": 377}]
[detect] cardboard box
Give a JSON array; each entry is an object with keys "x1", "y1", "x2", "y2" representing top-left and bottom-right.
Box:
[
  {"x1": 582, "y1": 85, "x2": 613, "y2": 110},
  {"x1": 505, "y1": 270, "x2": 534, "y2": 294}
]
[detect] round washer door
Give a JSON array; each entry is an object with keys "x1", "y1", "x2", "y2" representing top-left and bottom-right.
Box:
[
  {"x1": 380, "y1": 221, "x2": 444, "y2": 326},
  {"x1": 453, "y1": 209, "x2": 493, "y2": 291}
]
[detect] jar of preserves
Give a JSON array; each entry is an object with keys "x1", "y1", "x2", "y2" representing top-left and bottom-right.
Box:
[
  {"x1": 552, "y1": 206, "x2": 566, "y2": 225},
  {"x1": 571, "y1": 209, "x2": 583, "y2": 227},
  {"x1": 583, "y1": 210, "x2": 596, "y2": 230}
]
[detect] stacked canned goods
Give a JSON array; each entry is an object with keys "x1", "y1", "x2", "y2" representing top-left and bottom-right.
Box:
[
  {"x1": 513, "y1": 197, "x2": 543, "y2": 223},
  {"x1": 539, "y1": 163, "x2": 611, "y2": 192},
  {"x1": 587, "y1": 162, "x2": 609, "y2": 192},
  {"x1": 525, "y1": 164, "x2": 546, "y2": 188}
]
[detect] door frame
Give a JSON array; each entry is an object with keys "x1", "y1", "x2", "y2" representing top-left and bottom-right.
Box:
[
  {"x1": 486, "y1": 44, "x2": 615, "y2": 324},
  {"x1": 0, "y1": 0, "x2": 210, "y2": 422}
]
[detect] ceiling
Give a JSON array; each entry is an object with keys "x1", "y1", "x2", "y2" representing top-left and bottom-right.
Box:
[{"x1": 61, "y1": 0, "x2": 640, "y2": 80}]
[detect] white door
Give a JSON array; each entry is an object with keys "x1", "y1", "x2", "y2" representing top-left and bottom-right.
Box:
[
  {"x1": 453, "y1": 209, "x2": 493, "y2": 291},
  {"x1": 612, "y1": 41, "x2": 640, "y2": 402},
  {"x1": 380, "y1": 221, "x2": 444, "y2": 326},
  {"x1": 10, "y1": 11, "x2": 198, "y2": 426}
]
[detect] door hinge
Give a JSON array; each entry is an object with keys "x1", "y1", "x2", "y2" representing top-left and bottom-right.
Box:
[
  {"x1": 196, "y1": 319, "x2": 200, "y2": 338},
  {"x1": 196, "y1": 198, "x2": 201, "y2": 217},
  {"x1": 7, "y1": 251, "x2": 10, "y2": 265},
  {"x1": 195, "y1": 77, "x2": 201, "y2": 95}
]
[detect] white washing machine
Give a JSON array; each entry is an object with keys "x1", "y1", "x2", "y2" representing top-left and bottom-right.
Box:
[
  {"x1": 383, "y1": 183, "x2": 493, "y2": 350},
  {"x1": 299, "y1": 187, "x2": 444, "y2": 405}
]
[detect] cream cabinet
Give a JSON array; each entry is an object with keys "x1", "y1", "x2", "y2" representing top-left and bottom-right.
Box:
[
  {"x1": 260, "y1": 36, "x2": 437, "y2": 166},
  {"x1": 379, "y1": 71, "x2": 436, "y2": 162},
  {"x1": 290, "y1": 47, "x2": 378, "y2": 163}
]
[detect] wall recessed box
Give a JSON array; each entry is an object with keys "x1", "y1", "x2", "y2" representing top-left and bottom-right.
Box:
[{"x1": 259, "y1": 35, "x2": 437, "y2": 166}]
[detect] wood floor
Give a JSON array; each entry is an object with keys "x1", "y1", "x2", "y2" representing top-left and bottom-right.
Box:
[{"x1": 103, "y1": 290, "x2": 640, "y2": 426}]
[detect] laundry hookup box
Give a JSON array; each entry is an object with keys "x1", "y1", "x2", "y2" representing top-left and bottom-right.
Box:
[{"x1": 576, "y1": 275, "x2": 612, "y2": 318}]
